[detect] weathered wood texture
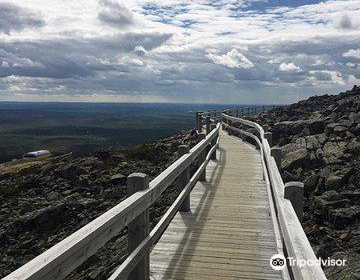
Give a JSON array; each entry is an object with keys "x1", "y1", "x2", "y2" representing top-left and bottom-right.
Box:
[
  {"x1": 150, "y1": 129, "x2": 284, "y2": 280},
  {"x1": 221, "y1": 113, "x2": 327, "y2": 280}
]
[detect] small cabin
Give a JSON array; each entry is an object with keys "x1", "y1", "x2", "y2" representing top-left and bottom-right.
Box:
[{"x1": 23, "y1": 150, "x2": 52, "y2": 158}]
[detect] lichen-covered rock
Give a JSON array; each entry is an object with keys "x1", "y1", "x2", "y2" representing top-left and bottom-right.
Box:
[
  {"x1": 282, "y1": 148, "x2": 309, "y2": 170},
  {"x1": 328, "y1": 207, "x2": 360, "y2": 229}
]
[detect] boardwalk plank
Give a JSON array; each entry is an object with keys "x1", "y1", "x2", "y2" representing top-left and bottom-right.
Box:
[{"x1": 150, "y1": 129, "x2": 284, "y2": 280}]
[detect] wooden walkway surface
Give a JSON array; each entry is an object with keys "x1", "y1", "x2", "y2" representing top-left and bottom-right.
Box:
[{"x1": 150, "y1": 129, "x2": 283, "y2": 280}]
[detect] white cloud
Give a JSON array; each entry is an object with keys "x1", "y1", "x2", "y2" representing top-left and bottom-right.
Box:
[
  {"x1": 309, "y1": 70, "x2": 344, "y2": 85},
  {"x1": 279, "y1": 62, "x2": 301, "y2": 72},
  {"x1": 343, "y1": 49, "x2": 360, "y2": 59},
  {"x1": 206, "y1": 49, "x2": 254, "y2": 69},
  {"x1": 1, "y1": 61, "x2": 10, "y2": 67},
  {"x1": 133, "y1": 45, "x2": 148, "y2": 56},
  {"x1": 348, "y1": 74, "x2": 360, "y2": 84},
  {"x1": 117, "y1": 56, "x2": 144, "y2": 66}
]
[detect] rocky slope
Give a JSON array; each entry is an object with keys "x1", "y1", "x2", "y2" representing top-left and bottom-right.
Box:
[
  {"x1": 247, "y1": 86, "x2": 360, "y2": 279},
  {"x1": 0, "y1": 130, "x2": 199, "y2": 279}
]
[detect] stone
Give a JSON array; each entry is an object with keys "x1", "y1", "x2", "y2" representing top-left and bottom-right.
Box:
[
  {"x1": 110, "y1": 174, "x2": 127, "y2": 185},
  {"x1": 345, "y1": 140, "x2": 360, "y2": 155},
  {"x1": 304, "y1": 173, "x2": 319, "y2": 192},
  {"x1": 324, "y1": 175, "x2": 345, "y2": 190},
  {"x1": 322, "y1": 141, "x2": 346, "y2": 164},
  {"x1": 306, "y1": 135, "x2": 320, "y2": 150},
  {"x1": 308, "y1": 120, "x2": 325, "y2": 135},
  {"x1": 351, "y1": 123, "x2": 360, "y2": 136},
  {"x1": 95, "y1": 150, "x2": 111, "y2": 161},
  {"x1": 46, "y1": 191, "x2": 62, "y2": 201},
  {"x1": 282, "y1": 148, "x2": 309, "y2": 170},
  {"x1": 328, "y1": 207, "x2": 360, "y2": 229},
  {"x1": 88, "y1": 267, "x2": 104, "y2": 280},
  {"x1": 333, "y1": 125, "x2": 347, "y2": 133},
  {"x1": 111, "y1": 154, "x2": 124, "y2": 163},
  {"x1": 312, "y1": 190, "x2": 351, "y2": 218}
]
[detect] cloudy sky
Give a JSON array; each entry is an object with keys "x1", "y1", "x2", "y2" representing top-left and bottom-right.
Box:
[{"x1": 0, "y1": 0, "x2": 359, "y2": 104}]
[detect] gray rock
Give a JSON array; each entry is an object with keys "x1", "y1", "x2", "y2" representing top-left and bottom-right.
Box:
[
  {"x1": 333, "y1": 125, "x2": 347, "y2": 133},
  {"x1": 312, "y1": 190, "x2": 351, "y2": 218},
  {"x1": 328, "y1": 207, "x2": 360, "y2": 229},
  {"x1": 345, "y1": 140, "x2": 360, "y2": 155},
  {"x1": 110, "y1": 174, "x2": 127, "y2": 185},
  {"x1": 306, "y1": 135, "x2": 320, "y2": 150},
  {"x1": 282, "y1": 148, "x2": 309, "y2": 170},
  {"x1": 323, "y1": 141, "x2": 346, "y2": 164},
  {"x1": 46, "y1": 191, "x2": 62, "y2": 201},
  {"x1": 324, "y1": 175, "x2": 344, "y2": 190},
  {"x1": 304, "y1": 173, "x2": 319, "y2": 191},
  {"x1": 308, "y1": 120, "x2": 325, "y2": 135}
]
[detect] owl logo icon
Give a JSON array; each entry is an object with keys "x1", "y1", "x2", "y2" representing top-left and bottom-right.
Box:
[{"x1": 270, "y1": 254, "x2": 286, "y2": 270}]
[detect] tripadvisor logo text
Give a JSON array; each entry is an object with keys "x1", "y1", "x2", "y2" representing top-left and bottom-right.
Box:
[{"x1": 270, "y1": 254, "x2": 347, "y2": 270}]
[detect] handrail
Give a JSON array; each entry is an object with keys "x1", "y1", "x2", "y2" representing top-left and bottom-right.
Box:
[
  {"x1": 221, "y1": 113, "x2": 327, "y2": 280},
  {"x1": 4, "y1": 124, "x2": 220, "y2": 280},
  {"x1": 109, "y1": 137, "x2": 220, "y2": 280},
  {"x1": 198, "y1": 105, "x2": 280, "y2": 119}
]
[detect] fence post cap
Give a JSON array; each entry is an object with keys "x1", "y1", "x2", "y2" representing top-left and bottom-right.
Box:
[
  {"x1": 285, "y1": 181, "x2": 304, "y2": 188},
  {"x1": 271, "y1": 146, "x2": 282, "y2": 152},
  {"x1": 127, "y1": 173, "x2": 149, "y2": 192},
  {"x1": 127, "y1": 172, "x2": 148, "y2": 179}
]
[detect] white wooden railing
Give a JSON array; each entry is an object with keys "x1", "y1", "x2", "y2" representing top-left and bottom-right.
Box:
[
  {"x1": 4, "y1": 123, "x2": 220, "y2": 280},
  {"x1": 220, "y1": 112, "x2": 327, "y2": 280}
]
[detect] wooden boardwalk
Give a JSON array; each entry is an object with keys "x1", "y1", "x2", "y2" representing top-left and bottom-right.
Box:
[{"x1": 150, "y1": 129, "x2": 283, "y2": 280}]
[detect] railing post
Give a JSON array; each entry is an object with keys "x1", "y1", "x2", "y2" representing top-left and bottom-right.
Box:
[
  {"x1": 228, "y1": 117, "x2": 232, "y2": 135},
  {"x1": 177, "y1": 145, "x2": 190, "y2": 212},
  {"x1": 236, "y1": 108, "x2": 239, "y2": 117},
  {"x1": 264, "y1": 132, "x2": 273, "y2": 147},
  {"x1": 263, "y1": 105, "x2": 265, "y2": 113},
  {"x1": 271, "y1": 147, "x2": 282, "y2": 171},
  {"x1": 198, "y1": 133, "x2": 206, "y2": 181},
  {"x1": 197, "y1": 112, "x2": 202, "y2": 132},
  {"x1": 196, "y1": 112, "x2": 200, "y2": 132},
  {"x1": 284, "y1": 181, "x2": 304, "y2": 221},
  {"x1": 210, "y1": 124, "x2": 217, "y2": 160},
  {"x1": 206, "y1": 115, "x2": 211, "y2": 135},
  {"x1": 241, "y1": 107, "x2": 243, "y2": 117},
  {"x1": 127, "y1": 173, "x2": 150, "y2": 280}
]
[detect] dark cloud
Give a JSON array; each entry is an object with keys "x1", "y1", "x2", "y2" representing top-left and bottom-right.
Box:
[
  {"x1": 98, "y1": 0, "x2": 134, "y2": 27},
  {"x1": 0, "y1": 32, "x2": 172, "y2": 78},
  {"x1": 0, "y1": 2, "x2": 44, "y2": 34}
]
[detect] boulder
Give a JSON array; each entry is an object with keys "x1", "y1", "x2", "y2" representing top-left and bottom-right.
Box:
[
  {"x1": 311, "y1": 190, "x2": 350, "y2": 218},
  {"x1": 15, "y1": 203, "x2": 69, "y2": 232},
  {"x1": 304, "y1": 173, "x2": 319, "y2": 192},
  {"x1": 110, "y1": 174, "x2": 127, "y2": 185},
  {"x1": 111, "y1": 154, "x2": 124, "y2": 163},
  {"x1": 322, "y1": 142, "x2": 346, "y2": 164},
  {"x1": 308, "y1": 120, "x2": 325, "y2": 135},
  {"x1": 328, "y1": 207, "x2": 360, "y2": 229},
  {"x1": 282, "y1": 148, "x2": 309, "y2": 170},
  {"x1": 305, "y1": 135, "x2": 320, "y2": 150},
  {"x1": 345, "y1": 140, "x2": 360, "y2": 155}
]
